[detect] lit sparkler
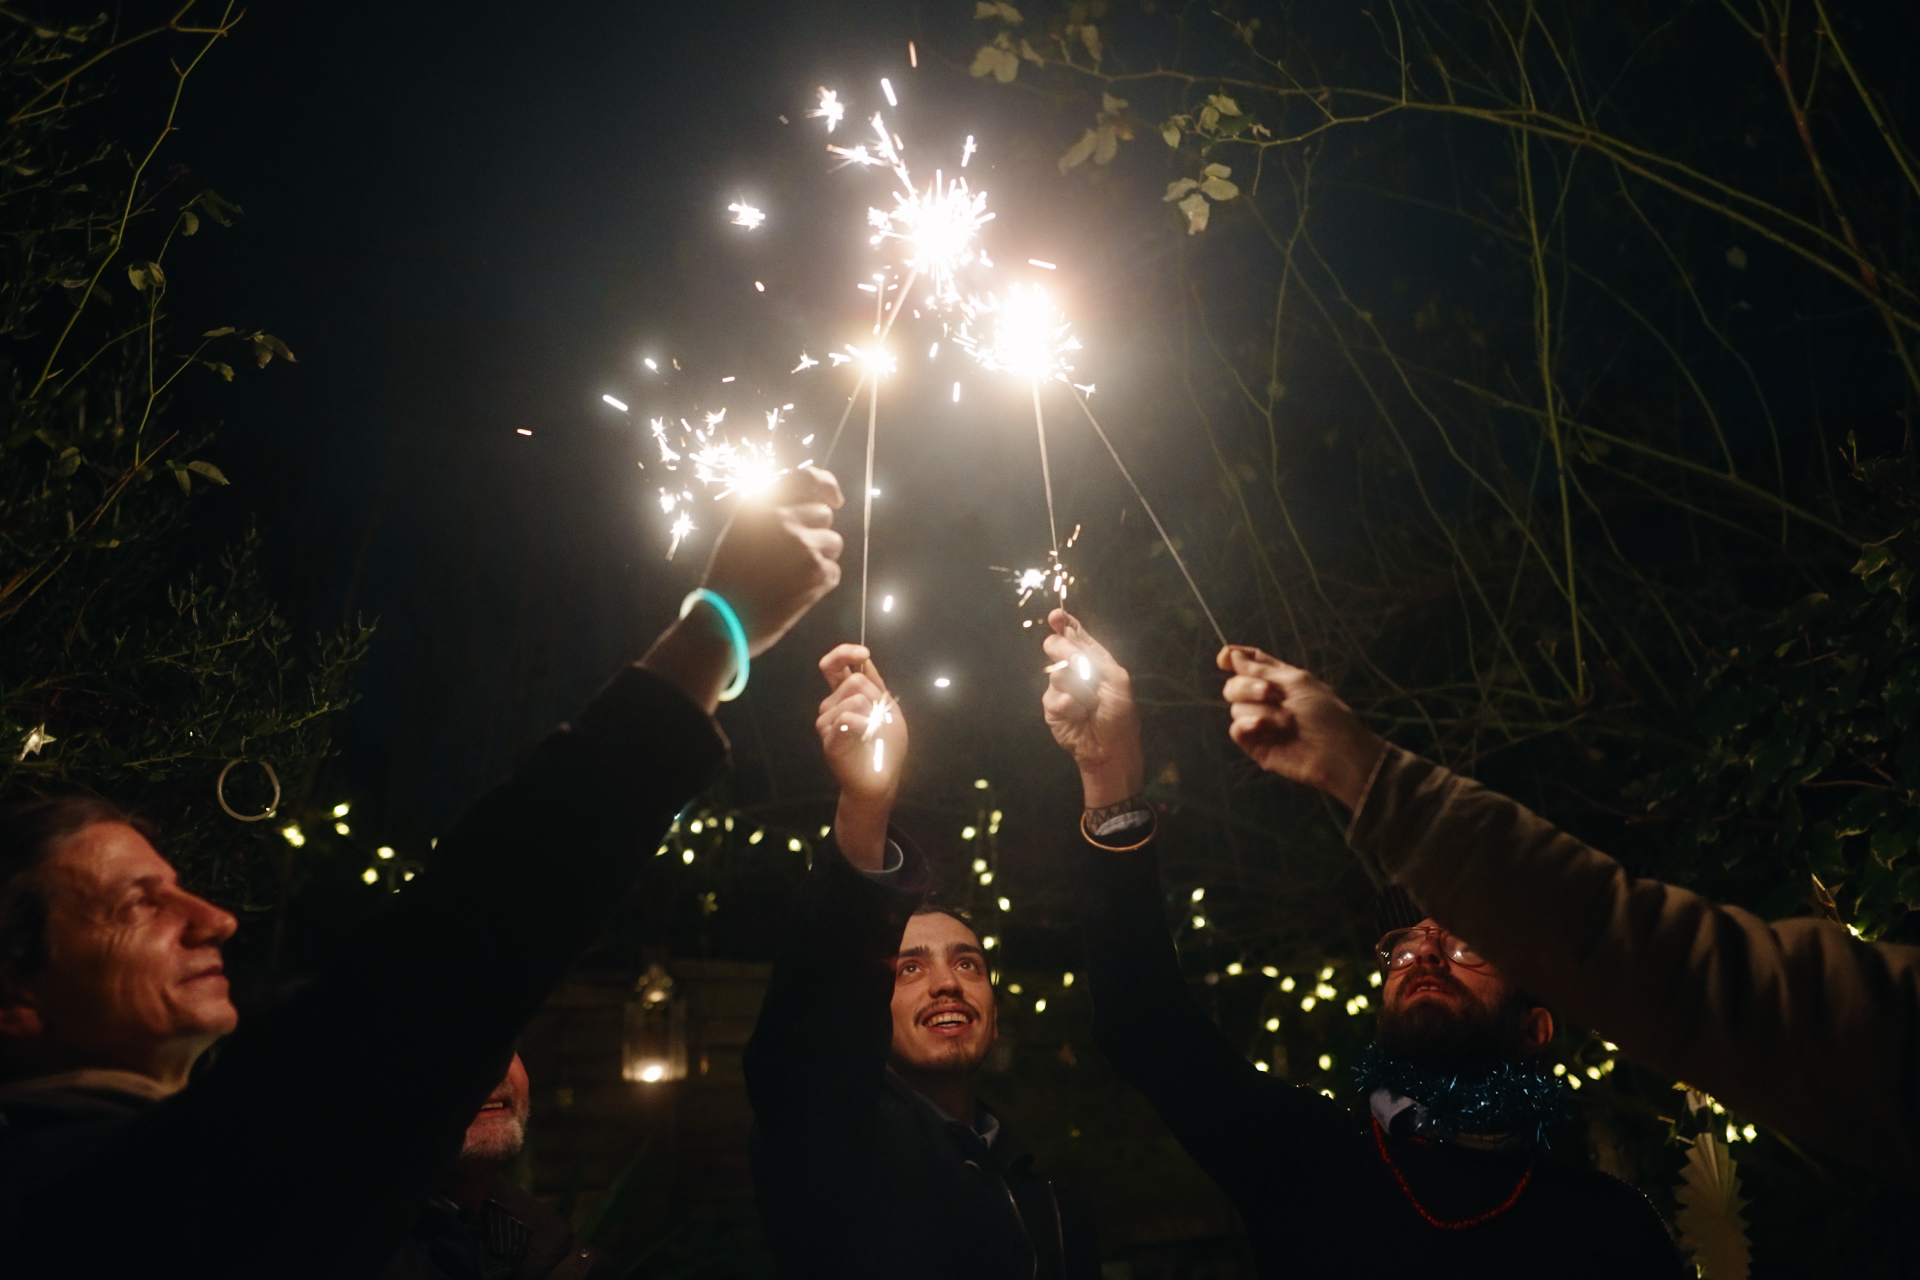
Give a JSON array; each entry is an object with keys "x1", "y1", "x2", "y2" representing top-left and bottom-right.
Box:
[
  {"x1": 728, "y1": 201, "x2": 766, "y2": 229},
  {"x1": 808, "y1": 87, "x2": 845, "y2": 133}
]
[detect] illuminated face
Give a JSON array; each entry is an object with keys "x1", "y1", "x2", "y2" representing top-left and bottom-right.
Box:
[
  {"x1": 461, "y1": 1053, "x2": 531, "y2": 1164},
  {"x1": 17, "y1": 824, "x2": 238, "y2": 1072},
  {"x1": 1378, "y1": 917, "x2": 1551, "y2": 1064},
  {"x1": 889, "y1": 912, "x2": 998, "y2": 1078}
]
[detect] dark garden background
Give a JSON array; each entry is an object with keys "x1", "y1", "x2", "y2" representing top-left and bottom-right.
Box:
[{"x1": 4, "y1": 1, "x2": 1916, "y2": 1275}]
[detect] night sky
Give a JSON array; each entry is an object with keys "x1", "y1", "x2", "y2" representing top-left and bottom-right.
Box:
[{"x1": 167, "y1": 2, "x2": 1188, "y2": 864}]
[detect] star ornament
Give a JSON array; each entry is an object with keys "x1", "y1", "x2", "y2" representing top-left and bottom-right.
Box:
[{"x1": 18, "y1": 724, "x2": 55, "y2": 760}]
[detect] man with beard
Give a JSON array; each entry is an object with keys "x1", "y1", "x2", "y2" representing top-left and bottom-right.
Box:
[
  {"x1": 744, "y1": 643, "x2": 1098, "y2": 1280},
  {"x1": 1039, "y1": 610, "x2": 1681, "y2": 1277},
  {"x1": 378, "y1": 1053, "x2": 593, "y2": 1280}
]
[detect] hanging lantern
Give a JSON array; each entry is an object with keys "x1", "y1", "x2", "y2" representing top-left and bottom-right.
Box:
[{"x1": 622, "y1": 961, "x2": 688, "y2": 1084}]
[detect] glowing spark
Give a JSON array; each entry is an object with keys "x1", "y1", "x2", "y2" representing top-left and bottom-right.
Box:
[
  {"x1": 881, "y1": 77, "x2": 898, "y2": 107},
  {"x1": 793, "y1": 352, "x2": 818, "y2": 373},
  {"x1": 929, "y1": 342, "x2": 939, "y2": 358},
  {"x1": 1005, "y1": 553, "x2": 1073, "y2": 607},
  {"x1": 957, "y1": 283, "x2": 1080, "y2": 383},
  {"x1": 16, "y1": 724, "x2": 54, "y2": 760},
  {"x1": 755, "y1": 281, "x2": 765, "y2": 291},
  {"x1": 872, "y1": 737, "x2": 886, "y2": 772},
  {"x1": 961, "y1": 135, "x2": 977, "y2": 167},
  {"x1": 649, "y1": 418, "x2": 681, "y2": 463},
  {"x1": 829, "y1": 350, "x2": 853, "y2": 367},
  {"x1": 704, "y1": 408, "x2": 727, "y2": 428},
  {"x1": 882, "y1": 594, "x2": 894, "y2": 612},
  {"x1": 1028, "y1": 259, "x2": 1056, "y2": 270},
  {"x1": 720, "y1": 376, "x2": 736, "y2": 384},
  {"x1": 644, "y1": 358, "x2": 658, "y2": 371},
  {"x1": 728, "y1": 201, "x2": 766, "y2": 229},
  {"x1": 952, "y1": 381, "x2": 961, "y2": 402},
  {"x1": 909, "y1": 41, "x2": 918, "y2": 67},
  {"x1": 603, "y1": 394, "x2": 629, "y2": 412},
  {"x1": 516, "y1": 428, "x2": 532, "y2": 436},
  {"x1": 808, "y1": 87, "x2": 845, "y2": 133},
  {"x1": 1074, "y1": 654, "x2": 1093, "y2": 682},
  {"x1": 934, "y1": 676, "x2": 951, "y2": 688},
  {"x1": 668, "y1": 512, "x2": 695, "y2": 558}
]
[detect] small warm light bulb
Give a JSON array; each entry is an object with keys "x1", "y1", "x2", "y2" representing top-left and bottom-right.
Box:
[
  {"x1": 1033, "y1": 998, "x2": 1047, "y2": 1013},
  {"x1": 979, "y1": 871, "x2": 994, "y2": 885},
  {"x1": 1191, "y1": 916, "x2": 1207, "y2": 929},
  {"x1": 997, "y1": 897, "x2": 1011, "y2": 912},
  {"x1": 1225, "y1": 962, "x2": 1243, "y2": 975},
  {"x1": 1255, "y1": 1061, "x2": 1270, "y2": 1072},
  {"x1": 361, "y1": 868, "x2": 378, "y2": 885},
  {"x1": 334, "y1": 821, "x2": 350, "y2": 836},
  {"x1": 1265, "y1": 1017, "x2": 1280, "y2": 1032},
  {"x1": 641, "y1": 1063, "x2": 666, "y2": 1083},
  {"x1": 1262, "y1": 966, "x2": 1279, "y2": 978},
  {"x1": 682, "y1": 849, "x2": 694, "y2": 864},
  {"x1": 1062, "y1": 972, "x2": 1074, "y2": 987},
  {"x1": 972, "y1": 858, "x2": 988, "y2": 873},
  {"x1": 1280, "y1": 977, "x2": 1296, "y2": 993},
  {"x1": 983, "y1": 936, "x2": 998, "y2": 949},
  {"x1": 377, "y1": 846, "x2": 394, "y2": 860},
  {"x1": 1300, "y1": 996, "x2": 1316, "y2": 1011},
  {"x1": 962, "y1": 826, "x2": 977, "y2": 840},
  {"x1": 281, "y1": 825, "x2": 306, "y2": 848},
  {"x1": 1318, "y1": 1054, "x2": 1333, "y2": 1071},
  {"x1": 690, "y1": 820, "x2": 703, "y2": 834},
  {"x1": 749, "y1": 829, "x2": 764, "y2": 845},
  {"x1": 788, "y1": 838, "x2": 803, "y2": 852},
  {"x1": 974, "y1": 779, "x2": 990, "y2": 790},
  {"x1": 1190, "y1": 887, "x2": 1206, "y2": 902}
]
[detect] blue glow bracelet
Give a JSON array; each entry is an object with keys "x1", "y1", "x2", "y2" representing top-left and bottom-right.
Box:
[{"x1": 680, "y1": 588, "x2": 751, "y2": 702}]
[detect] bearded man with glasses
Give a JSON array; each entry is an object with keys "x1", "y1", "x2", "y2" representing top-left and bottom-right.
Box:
[{"x1": 1038, "y1": 610, "x2": 1682, "y2": 1277}]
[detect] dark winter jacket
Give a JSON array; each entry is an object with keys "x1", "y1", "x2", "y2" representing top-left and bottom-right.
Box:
[
  {"x1": 744, "y1": 837, "x2": 1100, "y2": 1280},
  {"x1": 1080, "y1": 824, "x2": 1684, "y2": 1279},
  {"x1": 0, "y1": 666, "x2": 726, "y2": 1278},
  {"x1": 375, "y1": 1176, "x2": 596, "y2": 1280}
]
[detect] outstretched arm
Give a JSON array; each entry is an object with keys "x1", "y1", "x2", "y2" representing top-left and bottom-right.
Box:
[
  {"x1": 50, "y1": 469, "x2": 849, "y2": 1278},
  {"x1": 744, "y1": 644, "x2": 926, "y2": 1274},
  {"x1": 1217, "y1": 641, "x2": 1920, "y2": 1191},
  {"x1": 1044, "y1": 615, "x2": 1347, "y2": 1206}
]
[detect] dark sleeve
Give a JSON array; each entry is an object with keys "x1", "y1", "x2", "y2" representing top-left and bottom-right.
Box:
[
  {"x1": 743, "y1": 831, "x2": 930, "y2": 1271},
  {"x1": 53, "y1": 665, "x2": 729, "y2": 1277},
  {"x1": 1080, "y1": 833, "x2": 1350, "y2": 1205},
  {"x1": 1352, "y1": 744, "x2": 1920, "y2": 1192}
]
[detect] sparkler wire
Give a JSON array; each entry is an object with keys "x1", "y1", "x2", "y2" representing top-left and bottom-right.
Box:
[
  {"x1": 859, "y1": 375, "x2": 880, "y2": 647},
  {"x1": 1069, "y1": 387, "x2": 1228, "y2": 647},
  {"x1": 1031, "y1": 378, "x2": 1059, "y2": 554}
]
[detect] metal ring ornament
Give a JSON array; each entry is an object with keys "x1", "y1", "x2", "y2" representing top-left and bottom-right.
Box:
[
  {"x1": 216, "y1": 758, "x2": 281, "y2": 822},
  {"x1": 679, "y1": 588, "x2": 751, "y2": 702}
]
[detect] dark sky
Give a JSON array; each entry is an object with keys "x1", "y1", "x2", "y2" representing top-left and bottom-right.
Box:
[{"x1": 161, "y1": 1, "x2": 1203, "y2": 891}]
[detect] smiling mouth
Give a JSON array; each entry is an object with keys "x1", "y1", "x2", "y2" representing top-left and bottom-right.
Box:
[
  {"x1": 921, "y1": 1007, "x2": 975, "y2": 1034},
  {"x1": 477, "y1": 1100, "x2": 509, "y2": 1113}
]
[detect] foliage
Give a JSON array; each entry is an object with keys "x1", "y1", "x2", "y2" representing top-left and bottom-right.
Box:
[
  {"x1": 1642, "y1": 449, "x2": 1920, "y2": 941},
  {"x1": 941, "y1": 0, "x2": 1920, "y2": 1269},
  {"x1": 0, "y1": 4, "x2": 369, "y2": 909}
]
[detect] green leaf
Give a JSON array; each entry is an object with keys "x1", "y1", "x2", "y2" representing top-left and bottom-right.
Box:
[
  {"x1": 180, "y1": 209, "x2": 200, "y2": 236},
  {"x1": 203, "y1": 326, "x2": 236, "y2": 338},
  {"x1": 186, "y1": 460, "x2": 228, "y2": 485},
  {"x1": 52, "y1": 446, "x2": 82, "y2": 478}
]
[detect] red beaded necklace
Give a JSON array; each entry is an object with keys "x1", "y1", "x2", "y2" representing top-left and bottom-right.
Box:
[{"x1": 1371, "y1": 1117, "x2": 1534, "y2": 1230}]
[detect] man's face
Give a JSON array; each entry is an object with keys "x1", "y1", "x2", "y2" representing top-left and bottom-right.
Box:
[
  {"x1": 461, "y1": 1053, "x2": 531, "y2": 1165},
  {"x1": 1377, "y1": 918, "x2": 1548, "y2": 1067},
  {"x1": 12, "y1": 823, "x2": 238, "y2": 1072},
  {"x1": 889, "y1": 912, "x2": 998, "y2": 1078}
]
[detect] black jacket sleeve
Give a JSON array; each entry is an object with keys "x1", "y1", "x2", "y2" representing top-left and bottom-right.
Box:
[
  {"x1": 743, "y1": 833, "x2": 930, "y2": 1274},
  {"x1": 38, "y1": 665, "x2": 728, "y2": 1279},
  {"x1": 1080, "y1": 838, "x2": 1352, "y2": 1206}
]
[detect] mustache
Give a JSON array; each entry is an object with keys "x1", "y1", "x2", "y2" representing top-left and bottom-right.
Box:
[{"x1": 917, "y1": 996, "x2": 982, "y2": 1023}]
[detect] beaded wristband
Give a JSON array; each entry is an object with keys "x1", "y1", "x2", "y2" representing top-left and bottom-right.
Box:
[{"x1": 680, "y1": 588, "x2": 750, "y2": 702}]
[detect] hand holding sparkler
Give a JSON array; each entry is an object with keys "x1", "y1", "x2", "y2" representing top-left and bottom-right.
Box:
[
  {"x1": 642, "y1": 467, "x2": 845, "y2": 713},
  {"x1": 1041, "y1": 609, "x2": 1144, "y2": 809},
  {"x1": 817, "y1": 643, "x2": 907, "y2": 871},
  {"x1": 1217, "y1": 645, "x2": 1384, "y2": 811}
]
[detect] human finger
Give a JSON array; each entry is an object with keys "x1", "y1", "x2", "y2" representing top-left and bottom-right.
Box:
[
  {"x1": 819, "y1": 644, "x2": 872, "y2": 689},
  {"x1": 1221, "y1": 675, "x2": 1282, "y2": 705},
  {"x1": 780, "y1": 465, "x2": 845, "y2": 510}
]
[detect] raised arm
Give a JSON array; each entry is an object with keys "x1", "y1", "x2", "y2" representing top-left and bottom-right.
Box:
[
  {"x1": 743, "y1": 644, "x2": 926, "y2": 1273},
  {"x1": 1218, "y1": 642, "x2": 1920, "y2": 1191},
  {"x1": 48, "y1": 470, "x2": 847, "y2": 1277},
  {"x1": 1044, "y1": 613, "x2": 1347, "y2": 1202}
]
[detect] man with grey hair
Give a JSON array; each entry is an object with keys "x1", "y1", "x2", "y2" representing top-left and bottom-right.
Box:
[{"x1": 378, "y1": 1053, "x2": 594, "y2": 1280}]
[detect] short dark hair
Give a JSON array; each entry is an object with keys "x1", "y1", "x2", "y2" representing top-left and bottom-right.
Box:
[
  {"x1": 910, "y1": 901, "x2": 979, "y2": 941},
  {"x1": 0, "y1": 795, "x2": 148, "y2": 983}
]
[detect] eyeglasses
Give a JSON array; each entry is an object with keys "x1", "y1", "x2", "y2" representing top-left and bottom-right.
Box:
[{"x1": 1377, "y1": 925, "x2": 1486, "y2": 972}]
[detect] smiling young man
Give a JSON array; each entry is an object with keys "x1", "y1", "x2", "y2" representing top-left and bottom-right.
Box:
[
  {"x1": 744, "y1": 643, "x2": 1098, "y2": 1280},
  {"x1": 1039, "y1": 610, "x2": 1682, "y2": 1278}
]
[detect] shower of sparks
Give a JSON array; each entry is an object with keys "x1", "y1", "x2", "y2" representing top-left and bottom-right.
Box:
[
  {"x1": 1003, "y1": 553, "x2": 1072, "y2": 607},
  {"x1": 643, "y1": 395, "x2": 806, "y2": 556},
  {"x1": 957, "y1": 283, "x2": 1080, "y2": 383},
  {"x1": 808, "y1": 87, "x2": 845, "y2": 133},
  {"x1": 728, "y1": 201, "x2": 766, "y2": 229},
  {"x1": 603, "y1": 394, "x2": 629, "y2": 412}
]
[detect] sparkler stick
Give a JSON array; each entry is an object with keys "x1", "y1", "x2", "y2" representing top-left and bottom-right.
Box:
[
  {"x1": 859, "y1": 372, "x2": 880, "y2": 646},
  {"x1": 1069, "y1": 385, "x2": 1227, "y2": 647},
  {"x1": 1031, "y1": 378, "x2": 1059, "y2": 555}
]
